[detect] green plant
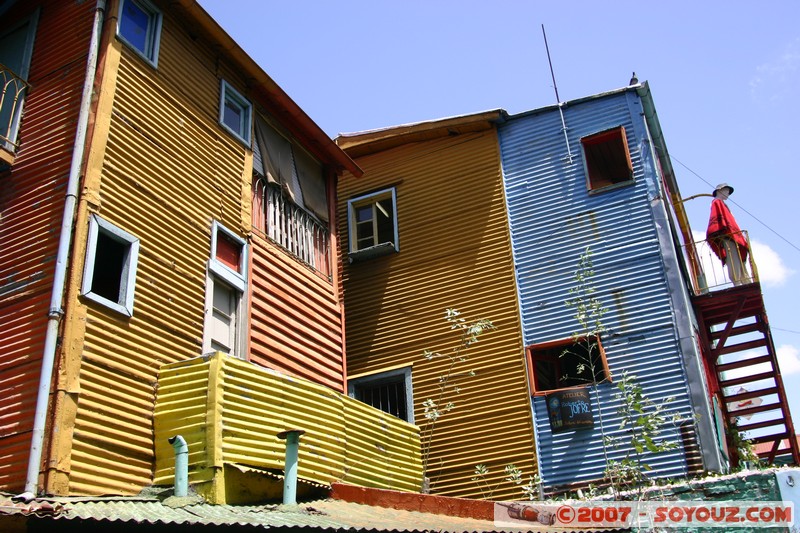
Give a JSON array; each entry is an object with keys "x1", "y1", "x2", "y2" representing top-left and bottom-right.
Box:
[
  {"x1": 471, "y1": 463, "x2": 541, "y2": 500},
  {"x1": 729, "y1": 420, "x2": 760, "y2": 469},
  {"x1": 421, "y1": 309, "x2": 494, "y2": 482},
  {"x1": 605, "y1": 370, "x2": 678, "y2": 494},
  {"x1": 560, "y1": 247, "x2": 617, "y2": 489}
]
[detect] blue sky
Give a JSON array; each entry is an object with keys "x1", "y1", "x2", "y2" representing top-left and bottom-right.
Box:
[{"x1": 199, "y1": 1, "x2": 800, "y2": 434}]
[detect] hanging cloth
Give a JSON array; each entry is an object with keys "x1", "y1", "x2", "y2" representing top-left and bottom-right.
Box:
[{"x1": 706, "y1": 198, "x2": 748, "y2": 263}]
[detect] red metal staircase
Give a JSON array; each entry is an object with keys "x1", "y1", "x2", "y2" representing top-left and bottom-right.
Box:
[{"x1": 693, "y1": 284, "x2": 800, "y2": 466}]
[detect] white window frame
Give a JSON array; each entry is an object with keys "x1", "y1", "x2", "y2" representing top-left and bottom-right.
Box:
[
  {"x1": 347, "y1": 187, "x2": 399, "y2": 260},
  {"x1": 219, "y1": 80, "x2": 252, "y2": 146},
  {"x1": 81, "y1": 214, "x2": 140, "y2": 317},
  {"x1": 348, "y1": 367, "x2": 414, "y2": 423},
  {"x1": 203, "y1": 222, "x2": 248, "y2": 358},
  {"x1": 0, "y1": 8, "x2": 39, "y2": 152},
  {"x1": 116, "y1": 0, "x2": 162, "y2": 68}
]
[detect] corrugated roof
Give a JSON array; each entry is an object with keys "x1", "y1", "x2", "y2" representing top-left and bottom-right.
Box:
[{"x1": 0, "y1": 494, "x2": 503, "y2": 532}]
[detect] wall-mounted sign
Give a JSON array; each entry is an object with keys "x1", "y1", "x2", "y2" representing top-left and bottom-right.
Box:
[{"x1": 547, "y1": 388, "x2": 593, "y2": 433}]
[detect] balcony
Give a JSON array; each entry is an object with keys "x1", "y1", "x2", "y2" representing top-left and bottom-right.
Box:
[
  {"x1": 683, "y1": 230, "x2": 758, "y2": 294},
  {"x1": 0, "y1": 62, "x2": 28, "y2": 165},
  {"x1": 154, "y1": 353, "x2": 422, "y2": 504},
  {"x1": 253, "y1": 179, "x2": 332, "y2": 278}
]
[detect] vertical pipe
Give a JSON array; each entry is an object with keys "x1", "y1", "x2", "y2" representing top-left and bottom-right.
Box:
[
  {"x1": 24, "y1": 0, "x2": 107, "y2": 497},
  {"x1": 277, "y1": 429, "x2": 305, "y2": 505},
  {"x1": 168, "y1": 435, "x2": 188, "y2": 497}
]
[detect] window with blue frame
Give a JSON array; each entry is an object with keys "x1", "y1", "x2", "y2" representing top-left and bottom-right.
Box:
[
  {"x1": 117, "y1": 0, "x2": 162, "y2": 67},
  {"x1": 219, "y1": 80, "x2": 252, "y2": 145}
]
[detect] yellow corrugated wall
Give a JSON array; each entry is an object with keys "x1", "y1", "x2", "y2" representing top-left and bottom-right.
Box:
[
  {"x1": 338, "y1": 130, "x2": 537, "y2": 500},
  {"x1": 62, "y1": 4, "x2": 251, "y2": 495},
  {"x1": 153, "y1": 353, "x2": 422, "y2": 503}
]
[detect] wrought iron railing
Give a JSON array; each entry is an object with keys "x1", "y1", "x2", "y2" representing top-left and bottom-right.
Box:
[
  {"x1": 252, "y1": 178, "x2": 331, "y2": 277},
  {"x1": 683, "y1": 230, "x2": 759, "y2": 294},
  {"x1": 0, "y1": 63, "x2": 29, "y2": 151}
]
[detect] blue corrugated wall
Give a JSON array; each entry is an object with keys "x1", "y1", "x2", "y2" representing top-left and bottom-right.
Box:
[{"x1": 498, "y1": 90, "x2": 694, "y2": 488}]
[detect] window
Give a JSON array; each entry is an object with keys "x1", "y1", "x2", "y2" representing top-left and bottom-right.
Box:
[
  {"x1": 0, "y1": 10, "x2": 38, "y2": 154},
  {"x1": 252, "y1": 116, "x2": 331, "y2": 276},
  {"x1": 349, "y1": 367, "x2": 414, "y2": 423},
  {"x1": 117, "y1": 0, "x2": 162, "y2": 67},
  {"x1": 347, "y1": 188, "x2": 398, "y2": 261},
  {"x1": 219, "y1": 80, "x2": 252, "y2": 145},
  {"x1": 204, "y1": 222, "x2": 247, "y2": 358},
  {"x1": 527, "y1": 337, "x2": 610, "y2": 394},
  {"x1": 580, "y1": 126, "x2": 634, "y2": 192},
  {"x1": 81, "y1": 215, "x2": 140, "y2": 316}
]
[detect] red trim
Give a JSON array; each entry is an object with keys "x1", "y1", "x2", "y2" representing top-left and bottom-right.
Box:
[{"x1": 330, "y1": 482, "x2": 494, "y2": 521}]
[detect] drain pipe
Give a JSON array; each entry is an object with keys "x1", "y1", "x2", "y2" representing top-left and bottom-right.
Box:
[
  {"x1": 168, "y1": 435, "x2": 188, "y2": 497},
  {"x1": 277, "y1": 429, "x2": 305, "y2": 505},
  {"x1": 22, "y1": 0, "x2": 107, "y2": 497}
]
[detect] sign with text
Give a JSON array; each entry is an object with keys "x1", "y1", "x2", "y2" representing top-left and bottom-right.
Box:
[{"x1": 547, "y1": 388, "x2": 593, "y2": 433}]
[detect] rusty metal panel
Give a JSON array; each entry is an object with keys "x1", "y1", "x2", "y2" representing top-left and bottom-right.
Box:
[
  {"x1": 153, "y1": 354, "x2": 422, "y2": 500},
  {"x1": 337, "y1": 129, "x2": 536, "y2": 500},
  {"x1": 0, "y1": 0, "x2": 95, "y2": 492},
  {"x1": 249, "y1": 234, "x2": 345, "y2": 392},
  {"x1": 498, "y1": 90, "x2": 695, "y2": 488}
]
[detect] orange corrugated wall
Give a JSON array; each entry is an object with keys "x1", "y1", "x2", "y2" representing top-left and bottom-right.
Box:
[
  {"x1": 0, "y1": 0, "x2": 94, "y2": 492},
  {"x1": 338, "y1": 130, "x2": 537, "y2": 500}
]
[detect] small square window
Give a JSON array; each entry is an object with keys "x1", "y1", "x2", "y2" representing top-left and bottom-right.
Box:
[
  {"x1": 349, "y1": 367, "x2": 414, "y2": 423},
  {"x1": 219, "y1": 80, "x2": 252, "y2": 145},
  {"x1": 580, "y1": 126, "x2": 634, "y2": 192},
  {"x1": 81, "y1": 215, "x2": 140, "y2": 316},
  {"x1": 117, "y1": 0, "x2": 162, "y2": 67},
  {"x1": 527, "y1": 336, "x2": 610, "y2": 394},
  {"x1": 347, "y1": 188, "x2": 398, "y2": 261}
]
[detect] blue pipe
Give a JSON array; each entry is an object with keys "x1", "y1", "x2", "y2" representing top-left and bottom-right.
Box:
[
  {"x1": 168, "y1": 435, "x2": 188, "y2": 497},
  {"x1": 277, "y1": 429, "x2": 305, "y2": 504}
]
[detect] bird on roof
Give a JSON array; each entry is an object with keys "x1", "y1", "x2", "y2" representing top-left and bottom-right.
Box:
[{"x1": 629, "y1": 72, "x2": 639, "y2": 85}]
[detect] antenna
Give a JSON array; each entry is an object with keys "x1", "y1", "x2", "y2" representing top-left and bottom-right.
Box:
[{"x1": 541, "y1": 24, "x2": 574, "y2": 163}]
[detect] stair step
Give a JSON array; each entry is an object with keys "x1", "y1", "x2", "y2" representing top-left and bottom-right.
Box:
[
  {"x1": 719, "y1": 371, "x2": 777, "y2": 389},
  {"x1": 717, "y1": 355, "x2": 774, "y2": 373},
  {"x1": 725, "y1": 387, "x2": 779, "y2": 403},
  {"x1": 710, "y1": 322, "x2": 764, "y2": 340},
  {"x1": 737, "y1": 419, "x2": 787, "y2": 432},
  {"x1": 750, "y1": 433, "x2": 790, "y2": 445},
  {"x1": 711, "y1": 338, "x2": 768, "y2": 357},
  {"x1": 724, "y1": 402, "x2": 783, "y2": 419}
]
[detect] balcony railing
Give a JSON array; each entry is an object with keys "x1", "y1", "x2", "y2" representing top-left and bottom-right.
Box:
[
  {"x1": 1, "y1": 63, "x2": 28, "y2": 151},
  {"x1": 683, "y1": 230, "x2": 759, "y2": 294},
  {"x1": 252, "y1": 178, "x2": 331, "y2": 278}
]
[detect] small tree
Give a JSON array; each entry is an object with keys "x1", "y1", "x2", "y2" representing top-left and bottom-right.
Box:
[
  {"x1": 604, "y1": 370, "x2": 678, "y2": 494},
  {"x1": 560, "y1": 247, "x2": 616, "y2": 488},
  {"x1": 421, "y1": 309, "x2": 495, "y2": 485}
]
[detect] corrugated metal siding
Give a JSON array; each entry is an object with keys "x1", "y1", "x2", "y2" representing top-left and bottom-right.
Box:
[
  {"x1": 338, "y1": 131, "x2": 536, "y2": 500},
  {"x1": 153, "y1": 354, "x2": 422, "y2": 500},
  {"x1": 67, "y1": 5, "x2": 250, "y2": 495},
  {"x1": 0, "y1": 0, "x2": 94, "y2": 492},
  {"x1": 498, "y1": 91, "x2": 694, "y2": 488},
  {"x1": 249, "y1": 234, "x2": 345, "y2": 392}
]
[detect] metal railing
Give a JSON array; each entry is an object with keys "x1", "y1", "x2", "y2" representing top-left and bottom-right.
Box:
[
  {"x1": 1, "y1": 63, "x2": 29, "y2": 151},
  {"x1": 252, "y1": 178, "x2": 331, "y2": 278},
  {"x1": 683, "y1": 230, "x2": 759, "y2": 294}
]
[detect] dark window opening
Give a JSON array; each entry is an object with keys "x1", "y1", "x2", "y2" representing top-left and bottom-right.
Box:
[
  {"x1": 354, "y1": 378, "x2": 407, "y2": 421},
  {"x1": 350, "y1": 369, "x2": 412, "y2": 423},
  {"x1": 528, "y1": 337, "x2": 610, "y2": 394},
  {"x1": 90, "y1": 231, "x2": 128, "y2": 303},
  {"x1": 581, "y1": 126, "x2": 633, "y2": 191}
]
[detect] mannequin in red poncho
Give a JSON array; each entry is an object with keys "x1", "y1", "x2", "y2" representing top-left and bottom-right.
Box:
[{"x1": 706, "y1": 183, "x2": 748, "y2": 285}]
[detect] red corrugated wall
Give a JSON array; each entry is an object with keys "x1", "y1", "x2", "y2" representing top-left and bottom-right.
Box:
[
  {"x1": 0, "y1": 0, "x2": 94, "y2": 491},
  {"x1": 249, "y1": 233, "x2": 346, "y2": 392}
]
